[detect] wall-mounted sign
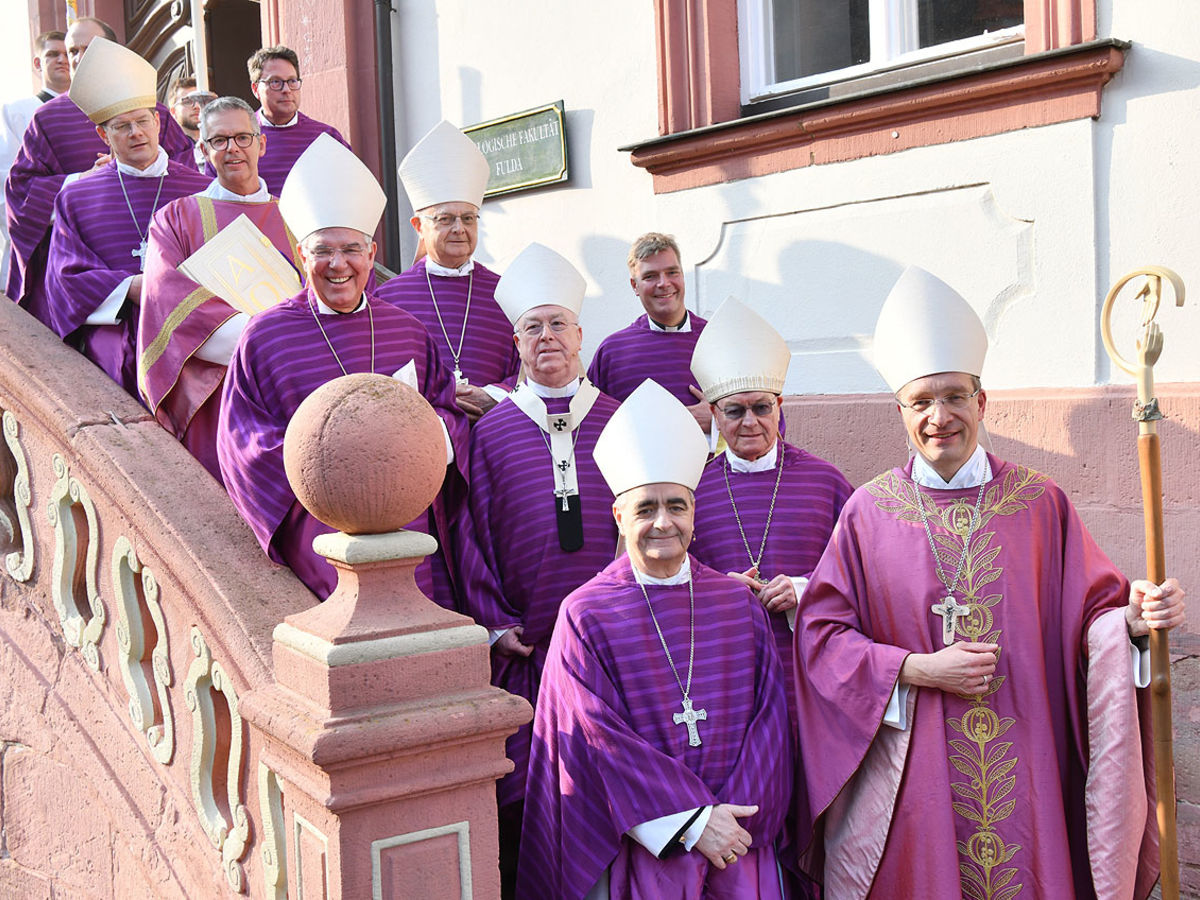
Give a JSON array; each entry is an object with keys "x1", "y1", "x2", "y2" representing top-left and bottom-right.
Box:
[{"x1": 465, "y1": 101, "x2": 568, "y2": 198}]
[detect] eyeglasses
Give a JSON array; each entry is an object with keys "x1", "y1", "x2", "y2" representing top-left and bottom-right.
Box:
[
  {"x1": 307, "y1": 244, "x2": 369, "y2": 262},
  {"x1": 106, "y1": 115, "x2": 156, "y2": 137},
  {"x1": 422, "y1": 213, "x2": 480, "y2": 229},
  {"x1": 259, "y1": 77, "x2": 302, "y2": 92},
  {"x1": 718, "y1": 401, "x2": 777, "y2": 420},
  {"x1": 517, "y1": 318, "x2": 576, "y2": 338},
  {"x1": 204, "y1": 132, "x2": 260, "y2": 151},
  {"x1": 179, "y1": 95, "x2": 216, "y2": 108},
  {"x1": 896, "y1": 389, "x2": 981, "y2": 414}
]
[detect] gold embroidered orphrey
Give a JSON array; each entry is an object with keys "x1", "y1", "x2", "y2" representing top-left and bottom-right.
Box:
[{"x1": 868, "y1": 464, "x2": 1048, "y2": 900}]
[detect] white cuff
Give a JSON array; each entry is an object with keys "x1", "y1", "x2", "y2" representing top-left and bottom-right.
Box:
[
  {"x1": 62, "y1": 171, "x2": 85, "y2": 190},
  {"x1": 785, "y1": 576, "x2": 808, "y2": 632},
  {"x1": 1130, "y1": 640, "x2": 1150, "y2": 689},
  {"x1": 483, "y1": 383, "x2": 510, "y2": 403},
  {"x1": 883, "y1": 682, "x2": 910, "y2": 731},
  {"x1": 194, "y1": 313, "x2": 249, "y2": 364},
  {"x1": 85, "y1": 277, "x2": 132, "y2": 325},
  {"x1": 487, "y1": 627, "x2": 509, "y2": 647},
  {"x1": 440, "y1": 418, "x2": 455, "y2": 465},
  {"x1": 627, "y1": 806, "x2": 711, "y2": 856}
]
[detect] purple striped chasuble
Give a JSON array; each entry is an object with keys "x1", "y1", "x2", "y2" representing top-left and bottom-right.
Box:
[
  {"x1": 587, "y1": 311, "x2": 708, "y2": 405},
  {"x1": 217, "y1": 290, "x2": 469, "y2": 605},
  {"x1": 691, "y1": 441, "x2": 853, "y2": 722},
  {"x1": 518, "y1": 554, "x2": 793, "y2": 900},
  {"x1": 41, "y1": 160, "x2": 209, "y2": 396},
  {"x1": 375, "y1": 260, "x2": 520, "y2": 390},
  {"x1": 456, "y1": 386, "x2": 620, "y2": 808},
  {"x1": 5, "y1": 94, "x2": 195, "y2": 303}
]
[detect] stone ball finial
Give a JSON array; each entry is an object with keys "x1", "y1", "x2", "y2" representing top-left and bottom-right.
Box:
[{"x1": 283, "y1": 374, "x2": 445, "y2": 535}]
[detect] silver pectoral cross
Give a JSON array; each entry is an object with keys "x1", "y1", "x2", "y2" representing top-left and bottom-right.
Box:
[
  {"x1": 930, "y1": 595, "x2": 970, "y2": 645},
  {"x1": 673, "y1": 697, "x2": 707, "y2": 747},
  {"x1": 453, "y1": 366, "x2": 468, "y2": 386},
  {"x1": 131, "y1": 239, "x2": 148, "y2": 271}
]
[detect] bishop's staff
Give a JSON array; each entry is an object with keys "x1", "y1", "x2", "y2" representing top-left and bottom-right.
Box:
[{"x1": 1100, "y1": 265, "x2": 1184, "y2": 900}]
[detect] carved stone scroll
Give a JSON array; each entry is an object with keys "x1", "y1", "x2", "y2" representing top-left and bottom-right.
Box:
[
  {"x1": 112, "y1": 536, "x2": 174, "y2": 765},
  {"x1": 46, "y1": 454, "x2": 105, "y2": 669},
  {"x1": 184, "y1": 627, "x2": 250, "y2": 892},
  {"x1": 258, "y1": 763, "x2": 287, "y2": 900},
  {"x1": 2, "y1": 411, "x2": 35, "y2": 581}
]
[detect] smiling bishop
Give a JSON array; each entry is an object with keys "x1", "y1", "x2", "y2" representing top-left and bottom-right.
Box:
[{"x1": 792, "y1": 265, "x2": 1186, "y2": 898}]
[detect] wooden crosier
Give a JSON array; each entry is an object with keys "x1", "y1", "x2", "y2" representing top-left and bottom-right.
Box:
[{"x1": 1099, "y1": 265, "x2": 1184, "y2": 900}]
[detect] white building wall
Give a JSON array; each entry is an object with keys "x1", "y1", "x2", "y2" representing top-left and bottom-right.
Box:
[{"x1": 392, "y1": 0, "x2": 1200, "y2": 394}]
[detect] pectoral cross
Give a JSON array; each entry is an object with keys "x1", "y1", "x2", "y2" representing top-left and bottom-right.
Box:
[
  {"x1": 673, "y1": 697, "x2": 707, "y2": 747},
  {"x1": 131, "y1": 239, "x2": 148, "y2": 271},
  {"x1": 931, "y1": 595, "x2": 970, "y2": 646},
  {"x1": 554, "y1": 459, "x2": 573, "y2": 512},
  {"x1": 453, "y1": 366, "x2": 468, "y2": 386}
]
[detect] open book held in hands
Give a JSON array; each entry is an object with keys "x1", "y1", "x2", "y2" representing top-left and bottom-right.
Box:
[{"x1": 178, "y1": 214, "x2": 301, "y2": 315}]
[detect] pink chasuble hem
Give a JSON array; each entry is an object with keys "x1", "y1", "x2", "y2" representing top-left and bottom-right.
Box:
[
  {"x1": 820, "y1": 682, "x2": 916, "y2": 899},
  {"x1": 1084, "y1": 607, "x2": 1157, "y2": 900}
]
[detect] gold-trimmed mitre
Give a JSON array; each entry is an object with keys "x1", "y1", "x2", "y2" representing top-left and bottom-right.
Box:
[
  {"x1": 69, "y1": 38, "x2": 157, "y2": 125},
  {"x1": 690, "y1": 297, "x2": 790, "y2": 403}
]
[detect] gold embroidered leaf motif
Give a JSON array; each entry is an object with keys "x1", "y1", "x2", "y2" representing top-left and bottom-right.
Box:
[
  {"x1": 951, "y1": 781, "x2": 985, "y2": 804},
  {"x1": 996, "y1": 883, "x2": 1023, "y2": 900},
  {"x1": 991, "y1": 774, "x2": 1018, "y2": 804},
  {"x1": 993, "y1": 867, "x2": 1019, "y2": 890},
  {"x1": 992, "y1": 800, "x2": 1018, "y2": 822},
  {"x1": 990, "y1": 757, "x2": 1018, "y2": 781},
  {"x1": 949, "y1": 755, "x2": 982, "y2": 780},
  {"x1": 984, "y1": 742, "x2": 1015, "y2": 768},
  {"x1": 953, "y1": 802, "x2": 985, "y2": 825}
]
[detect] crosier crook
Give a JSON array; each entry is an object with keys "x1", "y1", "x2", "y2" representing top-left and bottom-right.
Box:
[{"x1": 1100, "y1": 265, "x2": 1185, "y2": 900}]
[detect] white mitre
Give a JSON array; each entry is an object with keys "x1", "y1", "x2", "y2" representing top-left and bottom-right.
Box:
[
  {"x1": 494, "y1": 242, "x2": 585, "y2": 325},
  {"x1": 595, "y1": 380, "x2": 710, "y2": 497},
  {"x1": 279, "y1": 134, "x2": 387, "y2": 241},
  {"x1": 69, "y1": 38, "x2": 157, "y2": 125},
  {"x1": 691, "y1": 297, "x2": 790, "y2": 402},
  {"x1": 399, "y1": 119, "x2": 490, "y2": 212},
  {"x1": 872, "y1": 266, "x2": 988, "y2": 393}
]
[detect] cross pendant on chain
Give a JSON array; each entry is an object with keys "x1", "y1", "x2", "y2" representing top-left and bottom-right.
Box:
[
  {"x1": 930, "y1": 595, "x2": 971, "y2": 646},
  {"x1": 131, "y1": 240, "x2": 148, "y2": 271},
  {"x1": 673, "y1": 697, "x2": 707, "y2": 747},
  {"x1": 453, "y1": 367, "x2": 468, "y2": 386}
]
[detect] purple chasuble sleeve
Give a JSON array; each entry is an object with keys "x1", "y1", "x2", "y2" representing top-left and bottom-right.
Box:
[
  {"x1": 691, "y1": 442, "x2": 853, "y2": 724},
  {"x1": 139, "y1": 193, "x2": 302, "y2": 480},
  {"x1": 454, "y1": 390, "x2": 620, "y2": 808},
  {"x1": 4, "y1": 96, "x2": 194, "y2": 304},
  {"x1": 217, "y1": 291, "x2": 469, "y2": 603},
  {"x1": 793, "y1": 454, "x2": 1138, "y2": 897},
  {"x1": 42, "y1": 161, "x2": 210, "y2": 395},
  {"x1": 517, "y1": 555, "x2": 793, "y2": 900},
  {"x1": 375, "y1": 260, "x2": 520, "y2": 389},
  {"x1": 207, "y1": 113, "x2": 350, "y2": 197},
  {"x1": 586, "y1": 312, "x2": 707, "y2": 404}
]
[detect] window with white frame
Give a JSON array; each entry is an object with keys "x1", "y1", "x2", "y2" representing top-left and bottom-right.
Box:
[{"x1": 740, "y1": 0, "x2": 1025, "y2": 103}]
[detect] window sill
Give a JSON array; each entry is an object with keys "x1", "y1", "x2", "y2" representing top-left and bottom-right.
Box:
[{"x1": 622, "y1": 39, "x2": 1128, "y2": 194}]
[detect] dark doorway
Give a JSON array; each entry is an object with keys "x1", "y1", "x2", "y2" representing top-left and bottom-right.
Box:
[{"x1": 205, "y1": 0, "x2": 262, "y2": 104}]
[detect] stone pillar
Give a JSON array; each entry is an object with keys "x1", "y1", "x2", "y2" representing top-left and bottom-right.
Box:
[{"x1": 241, "y1": 375, "x2": 531, "y2": 899}]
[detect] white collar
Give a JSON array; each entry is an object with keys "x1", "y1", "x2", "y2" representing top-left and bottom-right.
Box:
[
  {"x1": 257, "y1": 109, "x2": 298, "y2": 129},
  {"x1": 316, "y1": 294, "x2": 367, "y2": 315},
  {"x1": 424, "y1": 256, "x2": 475, "y2": 277},
  {"x1": 525, "y1": 376, "x2": 581, "y2": 398},
  {"x1": 632, "y1": 554, "x2": 692, "y2": 585},
  {"x1": 912, "y1": 444, "x2": 991, "y2": 489},
  {"x1": 42, "y1": 87, "x2": 62, "y2": 99},
  {"x1": 725, "y1": 440, "x2": 779, "y2": 473},
  {"x1": 646, "y1": 310, "x2": 691, "y2": 333},
  {"x1": 116, "y1": 147, "x2": 169, "y2": 177},
  {"x1": 200, "y1": 176, "x2": 271, "y2": 203}
]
